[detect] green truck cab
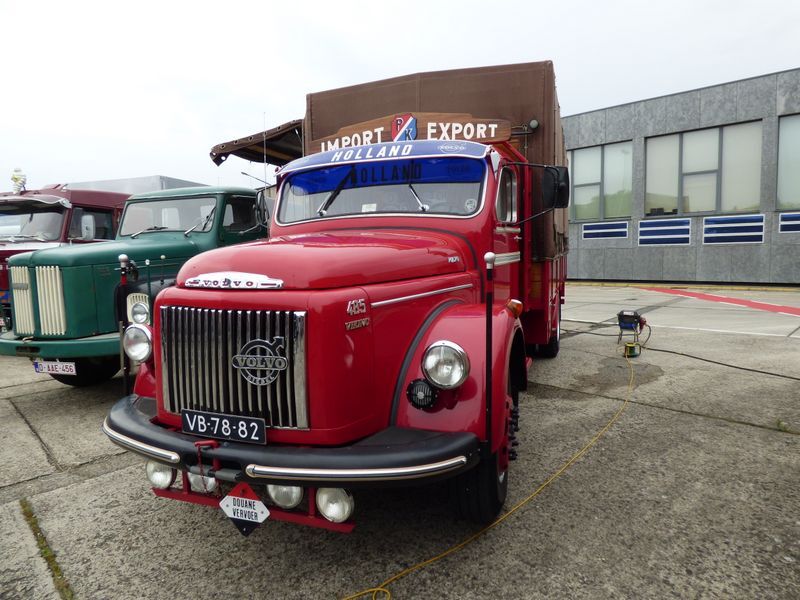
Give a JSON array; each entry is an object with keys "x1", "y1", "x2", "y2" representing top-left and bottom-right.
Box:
[{"x1": 0, "y1": 186, "x2": 265, "y2": 385}]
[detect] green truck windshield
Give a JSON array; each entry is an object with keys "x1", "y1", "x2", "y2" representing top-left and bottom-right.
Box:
[{"x1": 119, "y1": 197, "x2": 216, "y2": 237}]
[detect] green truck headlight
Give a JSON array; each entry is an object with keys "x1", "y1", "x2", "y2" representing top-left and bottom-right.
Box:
[{"x1": 131, "y1": 301, "x2": 150, "y2": 325}]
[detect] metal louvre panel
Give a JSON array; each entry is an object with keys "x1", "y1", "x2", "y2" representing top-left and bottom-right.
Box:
[
  {"x1": 35, "y1": 266, "x2": 67, "y2": 335},
  {"x1": 160, "y1": 306, "x2": 308, "y2": 429},
  {"x1": 10, "y1": 267, "x2": 35, "y2": 335}
]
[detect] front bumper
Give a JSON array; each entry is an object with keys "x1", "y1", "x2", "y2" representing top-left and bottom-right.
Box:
[
  {"x1": 0, "y1": 331, "x2": 119, "y2": 358},
  {"x1": 104, "y1": 395, "x2": 480, "y2": 487}
]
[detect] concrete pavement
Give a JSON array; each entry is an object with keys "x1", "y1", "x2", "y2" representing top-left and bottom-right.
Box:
[{"x1": 1, "y1": 283, "x2": 798, "y2": 599}]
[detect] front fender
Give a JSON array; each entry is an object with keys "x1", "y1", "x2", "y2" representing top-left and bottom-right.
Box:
[{"x1": 393, "y1": 302, "x2": 523, "y2": 454}]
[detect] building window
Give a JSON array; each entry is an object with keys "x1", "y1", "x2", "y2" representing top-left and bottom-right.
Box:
[
  {"x1": 569, "y1": 141, "x2": 632, "y2": 220},
  {"x1": 645, "y1": 122, "x2": 762, "y2": 216},
  {"x1": 778, "y1": 114, "x2": 800, "y2": 210}
]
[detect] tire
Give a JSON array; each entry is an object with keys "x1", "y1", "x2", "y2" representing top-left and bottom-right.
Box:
[
  {"x1": 49, "y1": 356, "x2": 120, "y2": 387},
  {"x1": 451, "y1": 451, "x2": 508, "y2": 524},
  {"x1": 537, "y1": 306, "x2": 561, "y2": 359}
]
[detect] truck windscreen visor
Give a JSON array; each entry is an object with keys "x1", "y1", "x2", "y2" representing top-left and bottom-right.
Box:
[{"x1": 279, "y1": 157, "x2": 485, "y2": 223}]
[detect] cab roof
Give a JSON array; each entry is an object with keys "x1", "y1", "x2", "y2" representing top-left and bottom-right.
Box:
[{"x1": 127, "y1": 185, "x2": 256, "y2": 201}]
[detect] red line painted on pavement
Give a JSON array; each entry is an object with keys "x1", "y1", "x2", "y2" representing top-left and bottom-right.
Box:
[{"x1": 638, "y1": 287, "x2": 800, "y2": 317}]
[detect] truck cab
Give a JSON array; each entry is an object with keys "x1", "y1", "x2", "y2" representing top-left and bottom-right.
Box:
[
  {"x1": 0, "y1": 187, "x2": 129, "y2": 331},
  {"x1": 0, "y1": 186, "x2": 266, "y2": 386}
]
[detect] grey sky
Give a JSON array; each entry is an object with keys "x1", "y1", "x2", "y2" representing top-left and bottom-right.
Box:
[{"x1": 2, "y1": 0, "x2": 798, "y2": 191}]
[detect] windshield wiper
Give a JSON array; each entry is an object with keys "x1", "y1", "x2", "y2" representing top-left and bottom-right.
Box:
[
  {"x1": 184, "y1": 206, "x2": 216, "y2": 237},
  {"x1": 0, "y1": 233, "x2": 48, "y2": 242},
  {"x1": 317, "y1": 166, "x2": 355, "y2": 216},
  {"x1": 407, "y1": 182, "x2": 428, "y2": 212},
  {"x1": 130, "y1": 226, "x2": 168, "y2": 239}
]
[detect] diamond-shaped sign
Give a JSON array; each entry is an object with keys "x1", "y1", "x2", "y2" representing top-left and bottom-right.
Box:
[{"x1": 219, "y1": 482, "x2": 270, "y2": 536}]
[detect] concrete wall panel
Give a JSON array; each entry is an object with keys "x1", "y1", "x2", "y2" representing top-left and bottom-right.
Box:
[
  {"x1": 777, "y1": 71, "x2": 800, "y2": 115},
  {"x1": 634, "y1": 97, "x2": 667, "y2": 137},
  {"x1": 603, "y1": 248, "x2": 635, "y2": 280},
  {"x1": 662, "y1": 246, "x2": 698, "y2": 281},
  {"x1": 700, "y1": 83, "x2": 738, "y2": 128},
  {"x1": 737, "y1": 75, "x2": 776, "y2": 121},
  {"x1": 696, "y1": 246, "x2": 733, "y2": 282},
  {"x1": 665, "y1": 91, "x2": 700, "y2": 133},
  {"x1": 631, "y1": 248, "x2": 663, "y2": 280},
  {"x1": 729, "y1": 244, "x2": 772, "y2": 283},
  {"x1": 576, "y1": 248, "x2": 605, "y2": 279},
  {"x1": 605, "y1": 104, "x2": 636, "y2": 142}
]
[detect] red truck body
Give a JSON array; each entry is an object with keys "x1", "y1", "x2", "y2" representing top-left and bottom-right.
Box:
[{"x1": 104, "y1": 62, "x2": 569, "y2": 533}]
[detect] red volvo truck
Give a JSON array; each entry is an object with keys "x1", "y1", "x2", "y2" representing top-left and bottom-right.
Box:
[{"x1": 104, "y1": 62, "x2": 569, "y2": 534}]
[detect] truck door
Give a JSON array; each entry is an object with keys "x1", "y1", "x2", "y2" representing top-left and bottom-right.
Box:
[
  {"x1": 219, "y1": 195, "x2": 268, "y2": 245},
  {"x1": 492, "y1": 166, "x2": 521, "y2": 303}
]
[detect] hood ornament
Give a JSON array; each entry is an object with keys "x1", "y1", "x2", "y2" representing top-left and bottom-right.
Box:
[{"x1": 185, "y1": 271, "x2": 284, "y2": 290}]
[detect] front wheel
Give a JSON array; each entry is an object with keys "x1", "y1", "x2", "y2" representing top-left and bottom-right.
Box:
[
  {"x1": 451, "y1": 451, "x2": 508, "y2": 524},
  {"x1": 49, "y1": 356, "x2": 120, "y2": 387}
]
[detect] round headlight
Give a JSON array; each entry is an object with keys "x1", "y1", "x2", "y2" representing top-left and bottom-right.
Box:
[
  {"x1": 267, "y1": 484, "x2": 304, "y2": 510},
  {"x1": 422, "y1": 340, "x2": 470, "y2": 389},
  {"x1": 131, "y1": 301, "x2": 150, "y2": 324},
  {"x1": 146, "y1": 460, "x2": 176, "y2": 490},
  {"x1": 123, "y1": 324, "x2": 152, "y2": 362},
  {"x1": 316, "y1": 488, "x2": 354, "y2": 523},
  {"x1": 188, "y1": 472, "x2": 218, "y2": 494}
]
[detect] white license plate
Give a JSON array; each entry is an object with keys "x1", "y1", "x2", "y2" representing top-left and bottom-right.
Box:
[{"x1": 33, "y1": 360, "x2": 77, "y2": 375}]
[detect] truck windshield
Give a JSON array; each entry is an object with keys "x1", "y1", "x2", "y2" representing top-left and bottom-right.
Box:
[
  {"x1": 0, "y1": 203, "x2": 65, "y2": 241},
  {"x1": 279, "y1": 156, "x2": 485, "y2": 223},
  {"x1": 118, "y1": 197, "x2": 217, "y2": 237}
]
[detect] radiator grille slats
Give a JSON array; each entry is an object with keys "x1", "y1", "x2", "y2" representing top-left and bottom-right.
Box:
[
  {"x1": 9, "y1": 266, "x2": 34, "y2": 335},
  {"x1": 35, "y1": 266, "x2": 67, "y2": 335},
  {"x1": 160, "y1": 306, "x2": 308, "y2": 429}
]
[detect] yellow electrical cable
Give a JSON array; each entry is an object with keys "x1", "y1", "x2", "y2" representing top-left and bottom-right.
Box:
[{"x1": 343, "y1": 355, "x2": 636, "y2": 600}]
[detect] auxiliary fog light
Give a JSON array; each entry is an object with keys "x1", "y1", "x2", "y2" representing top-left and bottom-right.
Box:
[
  {"x1": 146, "y1": 460, "x2": 176, "y2": 490},
  {"x1": 422, "y1": 340, "x2": 470, "y2": 389},
  {"x1": 123, "y1": 324, "x2": 152, "y2": 362},
  {"x1": 188, "y1": 472, "x2": 219, "y2": 494},
  {"x1": 267, "y1": 484, "x2": 304, "y2": 509},
  {"x1": 316, "y1": 488, "x2": 355, "y2": 523}
]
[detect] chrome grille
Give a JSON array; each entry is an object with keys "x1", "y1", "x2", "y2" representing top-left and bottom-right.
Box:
[
  {"x1": 10, "y1": 266, "x2": 34, "y2": 335},
  {"x1": 35, "y1": 266, "x2": 67, "y2": 335},
  {"x1": 160, "y1": 306, "x2": 308, "y2": 429}
]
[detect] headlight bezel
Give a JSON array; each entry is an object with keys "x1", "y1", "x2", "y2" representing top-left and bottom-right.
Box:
[
  {"x1": 421, "y1": 340, "x2": 470, "y2": 390},
  {"x1": 123, "y1": 323, "x2": 153, "y2": 362}
]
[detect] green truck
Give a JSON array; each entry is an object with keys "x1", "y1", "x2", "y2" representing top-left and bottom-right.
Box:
[{"x1": 0, "y1": 186, "x2": 266, "y2": 385}]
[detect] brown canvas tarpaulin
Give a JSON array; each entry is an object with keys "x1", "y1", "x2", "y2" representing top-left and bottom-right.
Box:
[{"x1": 209, "y1": 119, "x2": 303, "y2": 167}]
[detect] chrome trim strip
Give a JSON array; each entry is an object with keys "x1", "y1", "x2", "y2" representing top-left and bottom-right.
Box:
[
  {"x1": 292, "y1": 311, "x2": 308, "y2": 428},
  {"x1": 102, "y1": 418, "x2": 180, "y2": 464},
  {"x1": 245, "y1": 455, "x2": 468, "y2": 482},
  {"x1": 493, "y1": 251, "x2": 520, "y2": 266},
  {"x1": 371, "y1": 284, "x2": 473, "y2": 308}
]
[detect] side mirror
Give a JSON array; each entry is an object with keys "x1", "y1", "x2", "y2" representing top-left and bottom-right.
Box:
[
  {"x1": 255, "y1": 189, "x2": 272, "y2": 229},
  {"x1": 542, "y1": 166, "x2": 570, "y2": 210},
  {"x1": 80, "y1": 214, "x2": 96, "y2": 240}
]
